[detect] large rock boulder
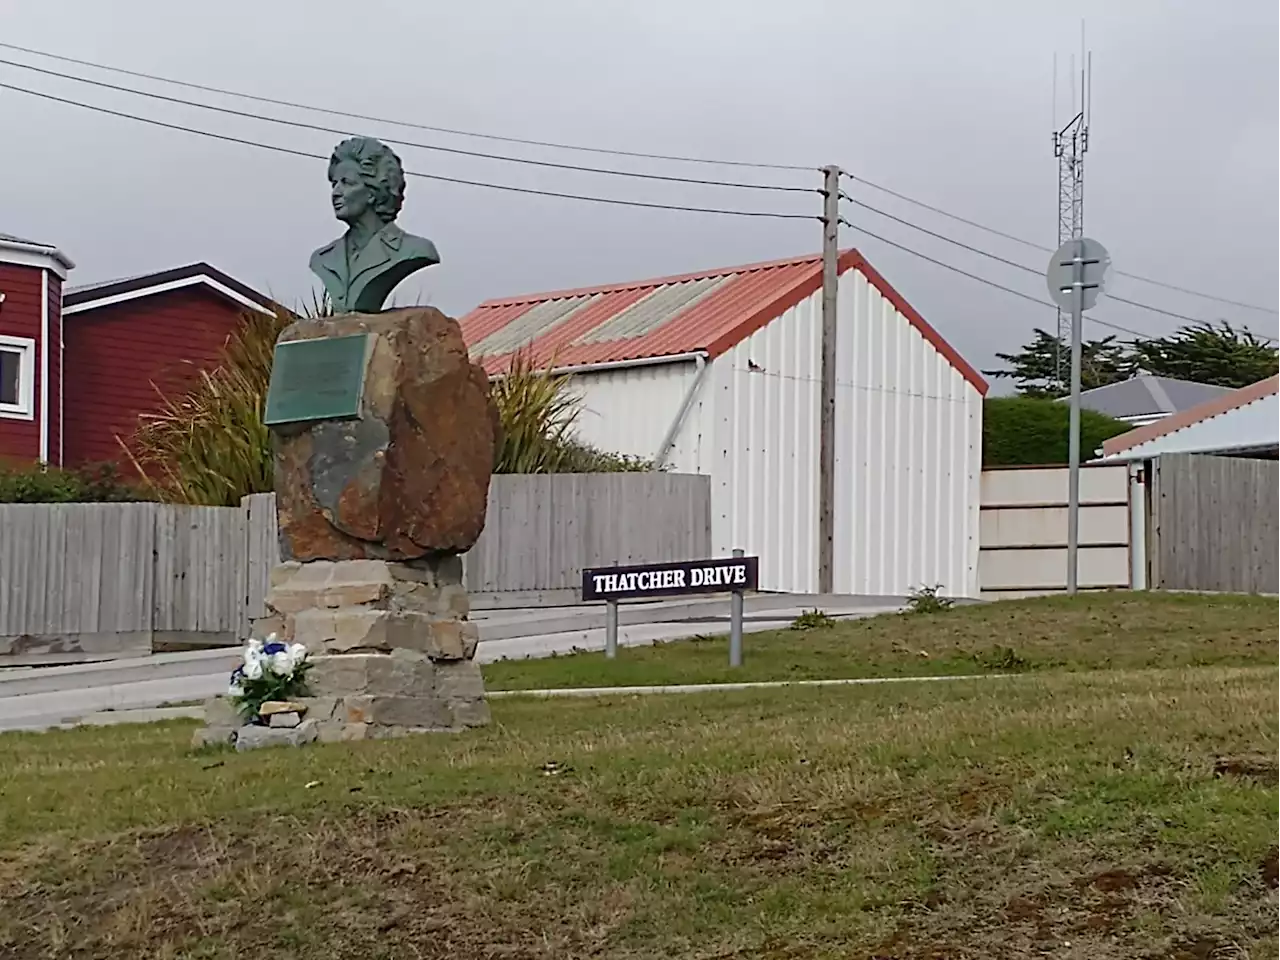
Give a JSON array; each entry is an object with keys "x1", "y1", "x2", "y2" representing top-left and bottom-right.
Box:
[{"x1": 272, "y1": 308, "x2": 498, "y2": 562}]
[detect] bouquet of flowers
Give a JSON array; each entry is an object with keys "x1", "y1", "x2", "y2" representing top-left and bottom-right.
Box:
[{"x1": 227, "y1": 634, "x2": 312, "y2": 723}]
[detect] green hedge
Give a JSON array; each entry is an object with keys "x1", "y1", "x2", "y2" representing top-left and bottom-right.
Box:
[
  {"x1": 0, "y1": 462, "x2": 152, "y2": 503},
  {"x1": 983, "y1": 396, "x2": 1132, "y2": 467}
]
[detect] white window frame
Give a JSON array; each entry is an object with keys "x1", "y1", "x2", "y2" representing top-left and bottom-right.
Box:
[{"x1": 0, "y1": 334, "x2": 36, "y2": 420}]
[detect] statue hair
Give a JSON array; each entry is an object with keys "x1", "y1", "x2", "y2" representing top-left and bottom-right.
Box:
[{"x1": 327, "y1": 137, "x2": 406, "y2": 222}]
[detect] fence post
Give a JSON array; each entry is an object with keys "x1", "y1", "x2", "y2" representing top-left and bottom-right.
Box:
[{"x1": 729, "y1": 547, "x2": 744, "y2": 667}]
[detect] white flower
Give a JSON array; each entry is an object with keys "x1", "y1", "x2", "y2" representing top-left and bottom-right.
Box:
[
  {"x1": 270, "y1": 650, "x2": 293, "y2": 676},
  {"x1": 288, "y1": 643, "x2": 308, "y2": 668},
  {"x1": 243, "y1": 656, "x2": 264, "y2": 680},
  {"x1": 248, "y1": 637, "x2": 264, "y2": 655},
  {"x1": 228, "y1": 681, "x2": 244, "y2": 697}
]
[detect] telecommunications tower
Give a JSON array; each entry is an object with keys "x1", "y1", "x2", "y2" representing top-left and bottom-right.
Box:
[{"x1": 1052, "y1": 42, "x2": 1092, "y2": 390}]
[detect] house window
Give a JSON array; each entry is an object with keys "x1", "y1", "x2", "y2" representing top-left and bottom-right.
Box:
[{"x1": 0, "y1": 335, "x2": 35, "y2": 420}]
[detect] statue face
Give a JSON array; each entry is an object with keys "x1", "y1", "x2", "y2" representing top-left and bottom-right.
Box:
[{"x1": 330, "y1": 160, "x2": 374, "y2": 223}]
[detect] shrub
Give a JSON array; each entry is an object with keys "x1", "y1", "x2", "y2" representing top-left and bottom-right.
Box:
[
  {"x1": 0, "y1": 461, "x2": 151, "y2": 503},
  {"x1": 983, "y1": 395, "x2": 1131, "y2": 467},
  {"x1": 491, "y1": 350, "x2": 655, "y2": 474},
  {"x1": 790, "y1": 609, "x2": 837, "y2": 631},
  {"x1": 125, "y1": 307, "x2": 655, "y2": 506},
  {"x1": 904, "y1": 585, "x2": 956, "y2": 615},
  {"x1": 126, "y1": 305, "x2": 291, "y2": 506}
]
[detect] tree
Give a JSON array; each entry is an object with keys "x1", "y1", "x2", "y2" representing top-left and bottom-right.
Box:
[
  {"x1": 983, "y1": 396, "x2": 1131, "y2": 467},
  {"x1": 1130, "y1": 321, "x2": 1278, "y2": 388},
  {"x1": 985, "y1": 328, "x2": 1135, "y2": 398}
]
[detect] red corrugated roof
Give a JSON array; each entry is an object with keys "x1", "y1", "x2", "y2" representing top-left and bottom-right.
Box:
[{"x1": 459, "y1": 249, "x2": 987, "y2": 392}]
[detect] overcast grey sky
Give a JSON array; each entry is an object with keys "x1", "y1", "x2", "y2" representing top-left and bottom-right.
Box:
[{"x1": 2, "y1": 0, "x2": 1276, "y2": 378}]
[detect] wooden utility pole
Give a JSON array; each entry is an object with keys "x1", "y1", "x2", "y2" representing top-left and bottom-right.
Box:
[{"x1": 818, "y1": 165, "x2": 840, "y2": 595}]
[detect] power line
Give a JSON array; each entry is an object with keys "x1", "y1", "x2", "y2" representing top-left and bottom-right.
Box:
[
  {"x1": 840, "y1": 194, "x2": 1280, "y2": 343},
  {"x1": 841, "y1": 172, "x2": 1280, "y2": 316},
  {"x1": 843, "y1": 193, "x2": 1044, "y2": 276},
  {"x1": 0, "y1": 82, "x2": 817, "y2": 221},
  {"x1": 10, "y1": 41, "x2": 1272, "y2": 319},
  {"x1": 0, "y1": 57, "x2": 815, "y2": 195},
  {"x1": 0, "y1": 40, "x2": 815, "y2": 174},
  {"x1": 838, "y1": 217, "x2": 1170, "y2": 341}
]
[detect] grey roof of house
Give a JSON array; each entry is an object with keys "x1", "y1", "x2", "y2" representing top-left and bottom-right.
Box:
[
  {"x1": 65, "y1": 271, "x2": 155, "y2": 296},
  {"x1": 63, "y1": 262, "x2": 274, "y2": 311},
  {"x1": 1072, "y1": 374, "x2": 1234, "y2": 419},
  {"x1": 0, "y1": 231, "x2": 46, "y2": 245}
]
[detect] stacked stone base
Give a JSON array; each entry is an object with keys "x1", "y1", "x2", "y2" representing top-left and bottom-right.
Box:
[{"x1": 195, "y1": 555, "x2": 488, "y2": 749}]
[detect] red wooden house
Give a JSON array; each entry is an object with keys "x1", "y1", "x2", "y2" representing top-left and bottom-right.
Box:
[{"x1": 0, "y1": 233, "x2": 274, "y2": 468}]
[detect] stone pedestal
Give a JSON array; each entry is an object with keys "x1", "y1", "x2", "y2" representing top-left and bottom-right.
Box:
[
  {"x1": 265, "y1": 555, "x2": 488, "y2": 740},
  {"x1": 195, "y1": 555, "x2": 488, "y2": 747}
]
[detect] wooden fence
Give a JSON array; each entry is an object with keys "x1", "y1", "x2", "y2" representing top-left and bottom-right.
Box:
[
  {"x1": 1, "y1": 473, "x2": 711, "y2": 662},
  {"x1": 1150, "y1": 454, "x2": 1278, "y2": 594},
  {"x1": 0, "y1": 502, "x2": 249, "y2": 661}
]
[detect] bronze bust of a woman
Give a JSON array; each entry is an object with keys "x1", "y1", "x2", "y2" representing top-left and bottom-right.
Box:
[{"x1": 309, "y1": 137, "x2": 440, "y2": 314}]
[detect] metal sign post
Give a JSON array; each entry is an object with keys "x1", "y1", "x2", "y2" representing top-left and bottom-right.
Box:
[
  {"x1": 1047, "y1": 236, "x2": 1110, "y2": 595},
  {"x1": 605, "y1": 599, "x2": 619, "y2": 659},
  {"x1": 729, "y1": 548, "x2": 745, "y2": 668}
]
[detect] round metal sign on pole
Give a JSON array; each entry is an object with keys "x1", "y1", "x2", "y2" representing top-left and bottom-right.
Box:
[
  {"x1": 1046, "y1": 234, "x2": 1112, "y2": 597},
  {"x1": 1046, "y1": 237, "x2": 1111, "y2": 310}
]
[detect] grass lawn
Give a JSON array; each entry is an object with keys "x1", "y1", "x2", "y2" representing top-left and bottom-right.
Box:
[
  {"x1": 0, "y1": 596, "x2": 1276, "y2": 959},
  {"x1": 483, "y1": 591, "x2": 1278, "y2": 690}
]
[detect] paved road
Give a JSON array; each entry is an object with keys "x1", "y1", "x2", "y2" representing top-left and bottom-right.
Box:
[{"x1": 0, "y1": 595, "x2": 907, "y2": 732}]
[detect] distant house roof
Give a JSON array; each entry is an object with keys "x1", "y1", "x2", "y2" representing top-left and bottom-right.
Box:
[
  {"x1": 64, "y1": 262, "x2": 275, "y2": 317},
  {"x1": 1099, "y1": 375, "x2": 1280, "y2": 460},
  {"x1": 1071, "y1": 374, "x2": 1234, "y2": 424},
  {"x1": 0, "y1": 230, "x2": 75, "y2": 277},
  {"x1": 458, "y1": 249, "x2": 987, "y2": 391}
]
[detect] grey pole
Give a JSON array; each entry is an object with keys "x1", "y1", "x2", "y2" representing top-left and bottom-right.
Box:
[
  {"x1": 605, "y1": 600, "x2": 619, "y2": 659},
  {"x1": 729, "y1": 548, "x2": 745, "y2": 667},
  {"x1": 818, "y1": 166, "x2": 840, "y2": 596},
  {"x1": 1066, "y1": 238, "x2": 1085, "y2": 595}
]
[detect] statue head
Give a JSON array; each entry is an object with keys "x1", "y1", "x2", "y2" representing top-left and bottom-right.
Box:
[{"x1": 327, "y1": 137, "x2": 406, "y2": 226}]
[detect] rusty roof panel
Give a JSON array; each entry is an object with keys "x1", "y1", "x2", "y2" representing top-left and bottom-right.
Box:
[
  {"x1": 459, "y1": 250, "x2": 987, "y2": 392},
  {"x1": 470, "y1": 294, "x2": 598, "y2": 357},
  {"x1": 573, "y1": 274, "x2": 737, "y2": 345}
]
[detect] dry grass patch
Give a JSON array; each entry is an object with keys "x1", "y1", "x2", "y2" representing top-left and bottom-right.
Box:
[{"x1": 0, "y1": 663, "x2": 1275, "y2": 958}]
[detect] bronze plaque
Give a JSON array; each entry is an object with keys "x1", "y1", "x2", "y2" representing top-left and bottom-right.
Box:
[{"x1": 264, "y1": 334, "x2": 370, "y2": 427}]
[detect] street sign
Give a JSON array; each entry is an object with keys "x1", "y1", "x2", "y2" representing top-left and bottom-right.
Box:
[
  {"x1": 581, "y1": 555, "x2": 759, "y2": 602},
  {"x1": 1046, "y1": 237, "x2": 1111, "y2": 311},
  {"x1": 582, "y1": 553, "x2": 758, "y2": 666}
]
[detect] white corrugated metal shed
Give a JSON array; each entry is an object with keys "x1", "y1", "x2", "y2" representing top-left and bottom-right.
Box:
[
  {"x1": 1098, "y1": 376, "x2": 1279, "y2": 461},
  {"x1": 460, "y1": 251, "x2": 988, "y2": 597}
]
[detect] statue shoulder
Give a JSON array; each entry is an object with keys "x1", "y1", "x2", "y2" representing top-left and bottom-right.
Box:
[
  {"x1": 310, "y1": 238, "x2": 342, "y2": 271},
  {"x1": 392, "y1": 227, "x2": 440, "y2": 265}
]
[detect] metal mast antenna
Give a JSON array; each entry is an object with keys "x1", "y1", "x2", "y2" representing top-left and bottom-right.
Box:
[{"x1": 1052, "y1": 34, "x2": 1090, "y2": 392}]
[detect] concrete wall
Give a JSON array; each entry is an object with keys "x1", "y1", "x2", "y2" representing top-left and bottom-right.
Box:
[{"x1": 978, "y1": 463, "x2": 1134, "y2": 598}]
